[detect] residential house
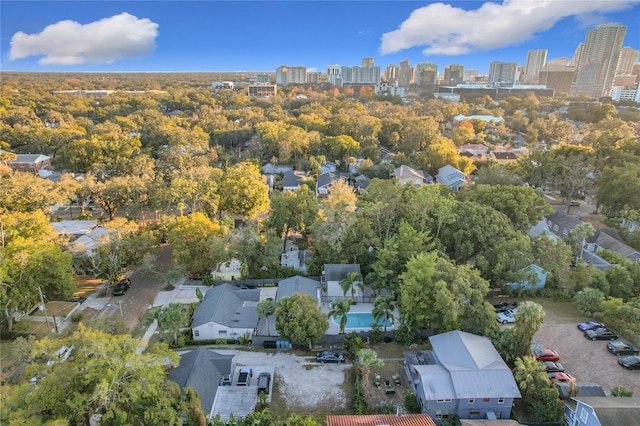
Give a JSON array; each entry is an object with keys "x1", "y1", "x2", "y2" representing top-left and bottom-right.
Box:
[
  {"x1": 492, "y1": 151, "x2": 519, "y2": 164},
  {"x1": 586, "y1": 229, "x2": 640, "y2": 263},
  {"x1": 545, "y1": 211, "x2": 582, "y2": 239},
  {"x1": 1, "y1": 153, "x2": 52, "y2": 176},
  {"x1": 392, "y1": 165, "x2": 431, "y2": 186},
  {"x1": 317, "y1": 172, "x2": 349, "y2": 196},
  {"x1": 52, "y1": 220, "x2": 113, "y2": 255},
  {"x1": 507, "y1": 264, "x2": 548, "y2": 291},
  {"x1": 354, "y1": 174, "x2": 371, "y2": 193},
  {"x1": 261, "y1": 162, "x2": 294, "y2": 175},
  {"x1": 326, "y1": 414, "x2": 436, "y2": 426},
  {"x1": 435, "y1": 165, "x2": 467, "y2": 192},
  {"x1": 322, "y1": 264, "x2": 363, "y2": 302},
  {"x1": 280, "y1": 247, "x2": 311, "y2": 273},
  {"x1": 191, "y1": 284, "x2": 260, "y2": 341},
  {"x1": 460, "y1": 421, "x2": 521, "y2": 426},
  {"x1": 564, "y1": 396, "x2": 640, "y2": 426},
  {"x1": 167, "y1": 348, "x2": 236, "y2": 414},
  {"x1": 453, "y1": 114, "x2": 504, "y2": 124},
  {"x1": 212, "y1": 259, "x2": 242, "y2": 281},
  {"x1": 405, "y1": 330, "x2": 521, "y2": 424},
  {"x1": 282, "y1": 170, "x2": 307, "y2": 191},
  {"x1": 459, "y1": 144, "x2": 489, "y2": 156},
  {"x1": 321, "y1": 161, "x2": 338, "y2": 174}
]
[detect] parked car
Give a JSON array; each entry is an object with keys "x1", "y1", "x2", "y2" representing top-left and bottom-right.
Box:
[
  {"x1": 237, "y1": 368, "x2": 252, "y2": 386},
  {"x1": 584, "y1": 328, "x2": 618, "y2": 341},
  {"x1": 618, "y1": 355, "x2": 640, "y2": 370},
  {"x1": 607, "y1": 340, "x2": 639, "y2": 356},
  {"x1": 533, "y1": 348, "x2": 560, "y2": 362},
  {"x1": 316, "y1": 350, "x2": 345, "y2": 363},
  {"x1": 497, "y1": 309, "x2": 516, "y2": 324},
  {"x1": 494, "y1": 302, "x2": 517, "y2": 313},
  {"x1": 219, "y1": 374, "x2": 232, "y2": 386},
  {"x1": 577, "y1": 320, "x2": 606, "y2": 331},
  {"x1": 113, "y1": 278, "x2": 131, "y2": 296},
  {"x1": 543, "y1": 361, "x2": 565, "y2": 373},
  {"x1": 549, "y1": 372, "x2": 575, "y2": 383},
  {"x1": 257, "y1": 372, "x2": 271, "y2": 394}
]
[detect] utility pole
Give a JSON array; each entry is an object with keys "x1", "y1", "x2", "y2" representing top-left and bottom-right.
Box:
[{"x1": 38, "y1": 286, "x2": 50, "y2": 329}]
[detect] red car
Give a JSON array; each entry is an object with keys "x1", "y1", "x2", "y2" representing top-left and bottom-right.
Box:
[
  {"x1": 549, "y1": 372, "x2": 575, "y2": 384},
  {"x1": 533, "y1": 348, "x2": 560, "y2": 362}
]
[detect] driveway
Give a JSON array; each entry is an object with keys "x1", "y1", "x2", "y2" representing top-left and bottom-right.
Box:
[
  {"x1": 233, "y1": 350, "x2": 349, "y2": 409},
  {"x1": 535, "y1": 321, "x2": 640, "y2": 396}
]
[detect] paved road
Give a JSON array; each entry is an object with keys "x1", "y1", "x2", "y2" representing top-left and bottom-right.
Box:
[{"x1": 95, "y1": 245, "x2": 174, "y2": 332}]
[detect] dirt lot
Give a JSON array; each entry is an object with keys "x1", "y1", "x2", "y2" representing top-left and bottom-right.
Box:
[{"x1": 534, "y1": 299, "x2": 640, "y2": 396}]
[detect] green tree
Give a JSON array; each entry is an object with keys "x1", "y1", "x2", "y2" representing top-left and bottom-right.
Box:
[
  {"x1": 266, "y1": 186, "x2": 318, "y2": 252},
  {"x1": 328, "y1": 300, "x2": 352, "y2": 334},
  {"x1": 156, "y1": 303, "x2": 190, "y2": 345},
  {"x1": 256, "y1": 299, "x2": 276, "y2": 336},
  {"x1": 372, "y1": 295, "x2": 395, "y2": 333},
  {"x1": 356, "y1": 348, "x2": 383, "y2": 392},
  {"x1": 569, "y1": 222, "x2": 596, "y2": 261},
  {"x1": 574, "y1": 287, "x2": 605, "y2": 316},
  {"x1": 340, "y1": 271, "x2": 361, "y2": 301},
  {"x1": 275, "y1": 294, "x2": 328, "y2": 350},
  {"x1": 513, "y1": 356, "x2": 564, "y2": 422},
  {"x1": 218, "y1": 162, "x2": 270, "y2": 219},
  {"x1": 513, "y1": 302, "x2": 545, "y2": 358},
  {"x1": 1, "y1": 326, "x2": 184, "y2": 425}
]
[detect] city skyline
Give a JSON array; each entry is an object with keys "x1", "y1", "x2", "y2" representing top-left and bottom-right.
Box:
[{"x1": 2, "y1": 1, "x2": 640, "y2": 74}]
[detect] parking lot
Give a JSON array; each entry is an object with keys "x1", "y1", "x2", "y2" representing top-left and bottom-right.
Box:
[{"x1": 535, "y1": 313, "x2": 640, "y2": 396}]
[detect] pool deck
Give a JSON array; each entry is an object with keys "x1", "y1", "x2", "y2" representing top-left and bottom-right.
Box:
[{"x1": 322, "y1": 302, "x2": 398, "y2": 335}]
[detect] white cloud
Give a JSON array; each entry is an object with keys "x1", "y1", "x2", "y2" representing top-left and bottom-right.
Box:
[
  {"x1": 380, "y1": 0, "x2": 636, "y2": 56},
  {"x1": 9, "y1": 13, "x2": 159, "y2": 65}
]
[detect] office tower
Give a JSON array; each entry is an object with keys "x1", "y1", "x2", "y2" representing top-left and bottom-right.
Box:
[
  {"x1": 488, "y1": 61, "x2": 518, "y2": 84},
  {"x1": 464, "y1": 69, "x2": 479, "y2": 82},
  {"x1": 574, "y1": 23, "x2": 627, "y2": 97},
  {"x1": 276, "y1": 65, "x2": 307, "y2": 86},
  {"x1": 443, "y1": 64, "x2": 464, "y2": 85},
  {"x1": 617, "y1": 46, "x2": 639, "y2": 75},
  {"x1": 548, "y1": 57, "x2": 572, "y2": 66},
  {"x1": 523, "y1": 49, "x2": 548, "y2": 83},
  {"x1": 327, "y1": 65, "x2": 342, "y2": 86},
  {"x1": 539, "y1": 64, "x2": 576, "y2": 95},
  {"x1": 414, "y1": 62, "x2": 438, "y2": 85},
  {"x1": 306, "y1": 72, "x2": 320, "y2": 84},
  {"x1": 398, "y1": 60, "x2": 412, "y2": 86},
  {"x1": 573, "y1": 43, "x2": 584, "y2": 67},
  {"x1": 362, "y1": 57, "x2": 374, "y2": 68},
  {"x1": 384, "y1": 64, "x2": 398, "y2": 83},
  {"x1": 256, "y1": 73, "x2": 270, "y2": 83}
]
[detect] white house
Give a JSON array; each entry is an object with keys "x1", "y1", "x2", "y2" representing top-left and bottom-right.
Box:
[
  {"x1": 191, "y1": 284, "x2": 260, "y2": 341},
  {"x1": 322, "y1": 264, "x2": 362, "y2": 302}
]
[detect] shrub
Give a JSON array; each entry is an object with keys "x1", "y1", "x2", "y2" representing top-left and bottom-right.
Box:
[
  {"x1": 539, "y1": 287, "x2": 574, "y2": 302},
  {"x1": 404, "y1": 391, "x2": 421, "y2": 414},
  {"x1": 369, "y1": 323, "x2": 384, "y2": 343},
  {"x1": 343, "y1": 332, "x2": 366, "y2": 358},
  {"x1": 394, "y1": 323, "x2": 415, "y2": 346},
  {"x1": 611, "y1": 386, "x2": 634, "y2": 397},
  {"x1": 71, "y1": 312, "x2": 83, "y2": 322},
  {"x1": 202, "y1": 274, "x2": 214, "y2": 286}
]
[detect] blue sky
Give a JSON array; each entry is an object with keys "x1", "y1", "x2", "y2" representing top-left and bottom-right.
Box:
[{"x1": 2, "y1": 1, "x2": 639, "y2": 74}]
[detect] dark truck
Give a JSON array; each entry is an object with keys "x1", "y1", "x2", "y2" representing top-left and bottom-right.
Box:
[{"x1": 237, "y1": 368, "x2": 252, "y2": 386}]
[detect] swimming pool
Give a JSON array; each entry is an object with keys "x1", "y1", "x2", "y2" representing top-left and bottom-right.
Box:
[{"x1": 334, "y1": 312, "x2": 392, "y2": 329}]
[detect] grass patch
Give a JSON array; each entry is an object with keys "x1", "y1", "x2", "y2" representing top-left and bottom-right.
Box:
[{"x1": 528, "y1": 298, "x2": 585, "y2": 324}]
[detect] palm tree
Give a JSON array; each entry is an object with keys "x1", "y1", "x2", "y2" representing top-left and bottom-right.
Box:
[
  {"x1": 156, "y1": 303, "x2": 190, "y2": 345},
  {"x1": 357, "y1": 348, "x2": 383, "y2": 392},
  {"x1": 372, "y1": 295, "x2": 395, "y2": 333},
  {"x1": 340, "y1": 272, "x2": 361, "y2": 301},
  {"x1": 512, "y1": 355, "x2": 549, "y2": 397},
  {"x1": 328, "y1": 300, "x2": 352, "y2": 334},
  {"x1": 256, "y1": 299, "x2": 276, "y2": 336}
]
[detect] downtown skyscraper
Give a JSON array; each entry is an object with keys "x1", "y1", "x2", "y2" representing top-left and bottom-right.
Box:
[{"x1": 573, "y1": 23, "x2": 627, "y2": 97}]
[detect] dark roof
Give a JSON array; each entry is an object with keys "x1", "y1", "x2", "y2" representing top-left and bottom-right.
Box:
[
  {"x1": 405, "y1": 350, "x2": 437, "y2": 366},
  {"x1": 277, "y1": 275, "x2": 320, "y2": 301},
  {"x1": 282, "y1": 170, "x2": 306, "y2": 188},
  {"x1": 167, "y1": 348, "x2": 234, "y2": 413},
  {"x1": 590, "y1": 230, "x2": 640, "y2": 258},
  {"x1": 317, "y1": 172, "x2": 349, "y2": 189},
  {"x1": 191, "y1": 283, "x2": 260, "y2": 328},
  {"x1": 545, "y1": 211, "x2": 582, "y2": 233},
  {"x1": 557, "y1": 383, "x2": 606, "y2": 399},
  {"x1": 324, "y1": 264, "x2": 361, "y2": 282},
  {"x1": 492, "y1": 151, "x2": 518, "y2": 160}
]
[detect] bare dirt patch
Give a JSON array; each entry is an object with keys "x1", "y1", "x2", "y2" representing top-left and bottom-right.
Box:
[{"x1": 73, "y1": 275, "x2": 105, "y2": 299}]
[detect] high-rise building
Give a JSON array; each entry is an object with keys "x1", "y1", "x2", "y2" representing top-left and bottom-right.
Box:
[
  {"x1": 384, "y1": 64, "x2": 398, "y2": 83},
  {"x1": 398, "y1": 60, "x2": 412, "y2": 87},
  {"x1": 327, "y1": 65, "x2": 342, "y2": 86},
  {"x1": 488, "y1": 61, "x2": 518, "y2": 84},
  {"x1": 573, "y1": 43, "x2": 585, "y2": 67},
  {"x1": 362, "y1": 57, "x2": 374, "y2": 68},
  {"x1": 573, "y1": 23, "x2": 627, "y2": 97},
  {"x1": 443, "y1": 64, "x2": 464, "y2": 85},
  {"x1": 548, "y1": 57, "x2": 572, "y2": 66},
  {"x1": 464, "y1": 70, "x2": 479, "y2": 82},
  {"x1": 617, "y1": 46, "x2": 639, "y2": 75},
  {"x1": 306, "y1": 72, "x2": 320, "y2": 84},
  {"x1": 414, "y1": 62, "x2": 438, "y2": 86},
  {"x1": 523, "y1": 49, "x2": 548, "y2": 83},
  {"x1": 539, "y1": 64, "x2": 576, "y2": 95},
  {"x1": 276, "y1": 65, "x2": 307, "y2": 86}
]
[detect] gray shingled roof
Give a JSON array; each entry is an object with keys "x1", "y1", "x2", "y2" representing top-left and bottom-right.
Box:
[
  {"x1": 324, "y1": 264, "x2": 361, "y2": 282},
  {"x1": 191, "y1": 284, "x2": 260, "y2": 328},
  {"x1": 282, "y1": 170, "x2": 306, "y2": 188},
  {"x1": 7, "y1": 154, "x2": 50, "y2": 163},
  {"x1": 428, "y1": 331, "x2": 521, "y2": 399},
  {"x1": 590, "y1": 230, "x2": 640, "y2": 258},
  {"x1": 167, "y1": 348, "x2": 234, "y2": 413},
  {"x1": 394, "y1": 165, "x2": 425, "y2": 181},
  {"x1": 317, "y1": 172, "x2": 349, "y2": 189},
  {"x1": 276, "y1": 276, "x2": 320, "y2": 302},
  {"x1": 545, "y1": 211, "x2": 582, "y2": 234}
]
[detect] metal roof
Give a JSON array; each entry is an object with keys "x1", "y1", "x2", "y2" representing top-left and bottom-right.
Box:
[{"x1": 326, "y1": 414, "x2": 436, "y2": 426}]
